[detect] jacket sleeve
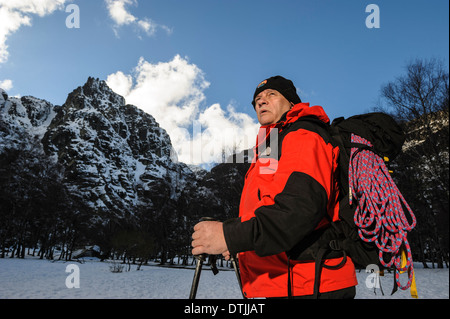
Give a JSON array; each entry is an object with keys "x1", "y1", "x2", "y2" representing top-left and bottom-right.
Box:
[{"x1": 223, "y1": 129, "x2": 336, "y2": 257}]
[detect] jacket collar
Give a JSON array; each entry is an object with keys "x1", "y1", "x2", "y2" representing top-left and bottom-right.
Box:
[
  {"x1": 255, "y1": 103, "x2": 330, "y2": 147},
  {"x1": 276, "y1": 102, "x2": 330, "y2": 128}
]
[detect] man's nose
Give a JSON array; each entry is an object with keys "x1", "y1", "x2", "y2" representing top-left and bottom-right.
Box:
[{"x1": 256, "y1": 98, "x2": 267, "y2": 109}]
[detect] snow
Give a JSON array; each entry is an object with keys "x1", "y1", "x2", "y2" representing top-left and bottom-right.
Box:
[
  {"x1": 0, "y1": 257, "x2": 447, "y2": 300},
  {"x1": 133, "y1": 159, "x2": 147, "y2": 184}
]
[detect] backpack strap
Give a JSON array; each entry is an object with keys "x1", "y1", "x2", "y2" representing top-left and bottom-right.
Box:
[{"x1": 311, "y1": 241, "x2": 348, "y2": 298}]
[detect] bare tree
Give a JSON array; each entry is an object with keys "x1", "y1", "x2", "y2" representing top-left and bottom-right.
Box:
[{"x1": 381, "y1": 58, "x2": 449, "y2": 122}]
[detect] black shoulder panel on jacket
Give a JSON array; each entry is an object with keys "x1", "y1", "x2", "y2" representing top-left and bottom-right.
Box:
[
  {"x1": 281, "y1": 116, "x2": 331, "y2": 144},
  {"x1": 278, "y1": 116, "x2": 333, "y2": 159}
]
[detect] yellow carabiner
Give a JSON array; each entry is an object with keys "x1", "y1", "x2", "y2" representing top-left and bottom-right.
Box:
[{"x1": 400, "y1": 247, "x2": 418, "y2": 299}]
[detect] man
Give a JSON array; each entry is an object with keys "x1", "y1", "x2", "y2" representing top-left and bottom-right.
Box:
[{"x1": 191, "y1": 76, "x2": 357, "y2": 299}]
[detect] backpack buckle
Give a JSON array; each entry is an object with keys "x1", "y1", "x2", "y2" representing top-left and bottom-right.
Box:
[{"x1": 329, "y1": 240, "x2": 342, "y2": 251}]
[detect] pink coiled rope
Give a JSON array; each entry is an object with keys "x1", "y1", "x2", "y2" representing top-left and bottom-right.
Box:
[{"x1": 349, "y1": 134, "x2": 417, "y2": 290}]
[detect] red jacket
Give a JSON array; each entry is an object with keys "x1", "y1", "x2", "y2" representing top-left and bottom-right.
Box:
[{"x1": 223, "y1": 103, "x2": 357, "y2": 298}]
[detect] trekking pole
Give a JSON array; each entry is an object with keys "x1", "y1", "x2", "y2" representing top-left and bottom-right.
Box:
[
  {"x1": 189, "y1": 253, "x2": 206, "y2": 299},
  {"x1": 189, "y1": 217, "x2": 219, "y2": 299}
]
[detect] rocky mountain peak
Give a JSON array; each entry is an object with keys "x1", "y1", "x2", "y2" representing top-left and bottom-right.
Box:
[{"x1": 64, "y1": 77, "x2": 126, "y2": 111}]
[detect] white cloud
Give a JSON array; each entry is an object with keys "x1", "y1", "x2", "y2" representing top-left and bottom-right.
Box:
[
  {"x1": 0, "y1": 0, "x2": 67, "y2": 16},
  {"x1": 107, "y1": 55, "x2": 259, "y2": 165},
  {"x1": 0, "y1": 79, "x2": 13, "y2": 90},
  {"x1": 0, "y1": 0, "x2": 68, "y2": 63},
  {"x1": 105, "y1": 71, "x2": 133, "y2": 97},
  {"x1": 105, "y1": 0, "x2": 171, "y2": 37},
  {"x1": 105, "y1": 0, "x2": 136, "y2": 25}
]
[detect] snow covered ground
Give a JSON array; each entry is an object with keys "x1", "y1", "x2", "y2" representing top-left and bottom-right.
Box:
[{"x1": 0, "y1": 257, "x2": 447, "y2": 300}]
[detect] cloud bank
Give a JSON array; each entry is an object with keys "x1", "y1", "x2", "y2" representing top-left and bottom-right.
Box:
[{"x1": 107, "y1": 55, "x2": 259, "y2": 165}]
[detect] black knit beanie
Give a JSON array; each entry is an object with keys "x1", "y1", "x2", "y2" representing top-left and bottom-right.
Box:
[{"x1": 252, "y1": 75, "x2": 302, "y2": 108}]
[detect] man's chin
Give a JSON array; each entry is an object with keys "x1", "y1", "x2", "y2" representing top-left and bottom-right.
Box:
[{"x1": 259, "y1": 115, "x2": 274, "y2": 126}]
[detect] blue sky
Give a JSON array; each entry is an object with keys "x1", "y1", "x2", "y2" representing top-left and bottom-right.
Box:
[{"x1": 0, "y1": 0, "x2": 448, "y2": 164}]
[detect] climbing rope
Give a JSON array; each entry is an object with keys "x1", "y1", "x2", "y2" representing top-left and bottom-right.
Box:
[{"x1": 348, "y1": 134, "x2": 417, "y2": 291}]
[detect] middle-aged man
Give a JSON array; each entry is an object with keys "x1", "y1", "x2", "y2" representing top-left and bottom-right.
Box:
[{"x1": 191, "y1": 76, "x2": 357, "y2": 299}]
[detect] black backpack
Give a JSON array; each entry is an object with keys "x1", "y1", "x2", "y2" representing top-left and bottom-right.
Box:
[{"x1": 286, "y1": 112, "x2": 417, "y2": 298}]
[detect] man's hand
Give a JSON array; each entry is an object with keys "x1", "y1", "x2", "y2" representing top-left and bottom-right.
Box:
[{"x1": 191, "y1": 221, "x2": 229, "y2": 256}]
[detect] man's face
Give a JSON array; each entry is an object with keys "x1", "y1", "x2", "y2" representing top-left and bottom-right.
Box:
[{"x1": 254, "y1": 89, "x2": 292, "y2": 125}]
